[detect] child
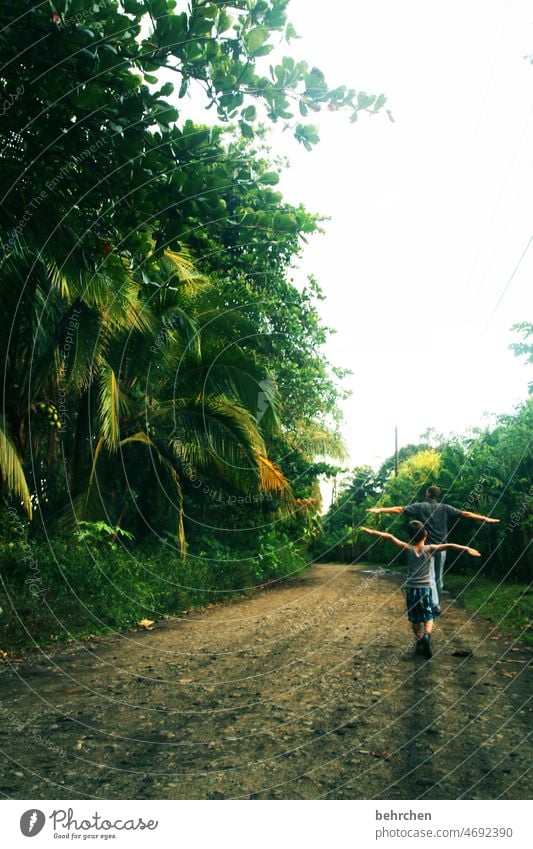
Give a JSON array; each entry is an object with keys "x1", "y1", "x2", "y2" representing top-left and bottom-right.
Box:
[{"x1": 359, "y1": 521, "x2": 480, "y2": 658}]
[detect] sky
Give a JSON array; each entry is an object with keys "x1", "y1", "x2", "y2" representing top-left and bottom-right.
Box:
[{"x1": 264, "y1": 0, "x2": 533, "y2": 469}]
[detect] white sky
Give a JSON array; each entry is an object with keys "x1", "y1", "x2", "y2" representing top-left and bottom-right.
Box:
[{"x1": 268, "y1": 0, "x2": 533, "y2": 469}]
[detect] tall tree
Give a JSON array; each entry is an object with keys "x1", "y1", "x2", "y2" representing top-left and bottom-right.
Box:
[{"x1": 0, "y1": 0, "x2": 382, "y2": 544}]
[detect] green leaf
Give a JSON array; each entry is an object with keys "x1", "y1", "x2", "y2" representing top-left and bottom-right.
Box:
[
  {"x1": 242, "y1": 105, "x2": 256, "y2": 121},
  {"x1": 157, "y1": 12, "x2": 188, "y2": 49},
  {"x1": 239, "y1": 120, "x2": 254, "y2": 138},
  {"x1": 124, "y1": 0, "x2": 145, "y2": 13},
  {"x1": 294, "y1": 123, "x2": 320, "y2": 147},
  {"x1": 357, "y1": 91, "x2": 376, "y2": 110},
  {"x1": 148, "y1": 0, "x2": 167, "y2": 14},
  {"x1": 286, "y1": 22, "x2": 299, "y2": 41},
  {"x1": 274, "y1": 212, "x2": 298, "y2": 232},
  {"x1": 185, "y1": 40, "x2": 205, "y2": 62},
  {"x1": 198, "y1": 4, "x2": 219, "y2": 20},
  {"x1": 218, "y1": 11, "x2": 233, "y2": 33},
  {"x1": 158, "y1": 82, "x2": 174, "y2": 97},
  {"x1": 155, "y1": 105, "x2": 179, "y2": 125},
  {"x1": 258, "y1": 172, "x2": 279, "y2": 185},
  {"x1": 190, "y1": 16, "x2": 213, "y2": 37},
  {"x1": 250, "y1": 44, "x2": 273, "y2": 58},
  {"x1": 246, "y1": 26, "x2": 269, "y2": 55}
]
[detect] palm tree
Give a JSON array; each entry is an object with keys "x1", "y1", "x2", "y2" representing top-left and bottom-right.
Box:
[
  {"x1": 0, "y1": 234, "x2": 150, "y2": 515},
  {"x1": 0, "y1": 231, "x2": 293, "y2": 553},
  {"x1": 72, "y1": 251, "x2": 293, "y2": 554}
]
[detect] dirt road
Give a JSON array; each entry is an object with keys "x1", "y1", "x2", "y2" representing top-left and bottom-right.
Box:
[{"x1": 0, "y1": 564, "x2": 531, "y2": 799}]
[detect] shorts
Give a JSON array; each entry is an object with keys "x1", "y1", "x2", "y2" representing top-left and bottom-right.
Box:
[{"x1": 406, "y1": 587, "x2": 435, "y2": 623}]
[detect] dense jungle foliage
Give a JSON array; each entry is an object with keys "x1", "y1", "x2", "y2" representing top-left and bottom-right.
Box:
[{"x1": 0, "y1": 1, "x2": 389, "y2": 643}]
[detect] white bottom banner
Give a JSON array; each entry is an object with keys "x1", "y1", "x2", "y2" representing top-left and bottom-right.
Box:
[{"x1": 0, "y1": 799, "x2": 530, "y2": 848}]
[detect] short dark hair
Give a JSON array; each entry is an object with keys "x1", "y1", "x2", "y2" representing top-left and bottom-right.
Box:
[
  {"x1": 408, "y1": 520, "x2": 427, "y2": 544},
  {"x1": 426, "y1": 485, "x2": 442, "y2": 500}
]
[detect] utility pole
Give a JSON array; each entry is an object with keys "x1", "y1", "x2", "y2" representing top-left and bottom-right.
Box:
[
  {"x1": 329, "y1": 476, "x2": 337, "y2": 530},
  {"x1": 351, "y1": 503, "x2": 356, "y2": 562},
  {"x1": 394, "y1": 425, "x2": 398, "y2": 477}
]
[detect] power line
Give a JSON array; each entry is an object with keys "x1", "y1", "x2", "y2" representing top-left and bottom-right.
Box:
[{"x1": 480, "y1": 232, "x2": 533, "y2": 336}]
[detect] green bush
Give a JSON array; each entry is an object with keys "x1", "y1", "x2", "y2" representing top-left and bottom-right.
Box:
[{"x1": 0, "y1": 528, "x2": 308, "y2": 649}]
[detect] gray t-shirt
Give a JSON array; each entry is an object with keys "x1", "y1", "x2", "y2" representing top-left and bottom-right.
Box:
[
  {"x1": 406, "y1": 545, "x2": 434, "y2": 588},
  {"x1": 403, "y1": 499, "x2": 462, "y2": 543}
]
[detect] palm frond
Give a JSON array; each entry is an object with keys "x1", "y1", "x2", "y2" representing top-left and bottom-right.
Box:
[
  {"x1": 82, "y1": 269, "x2": 151, "y2": 334},
  {"x1": 0, "y1": 417, "x2": 32, "y2": 517},
  {"x1": 289, "y1": 422, "x2": 348, "y2": 462},
  {"x1": 257, "y1": 453, "x2": 295, "y2": 512},
  {"x1": 170, "y1": 395, "x2": 265, "y2": 475},
  {"x1": 159, "y1": 249, "x2": 207, "y2": 288},
  {"x1": 46, "y1": 262, "x2": 72, "y2": 302},
  {"x1": 171, "y1": 349, "x2": 281, "y2": 432},
  {"x1": 152, "y1": 309, "x2": 200, "y2": 364},
  {"x1": 85, "y1": 435, "x2": 106, "y2": 510},
  {"x1": 120, "y1": 432, "x2": 185, "y2": 556},
  {"x1": 98, "y1": 366, "x2": 123, "y2": 451}
]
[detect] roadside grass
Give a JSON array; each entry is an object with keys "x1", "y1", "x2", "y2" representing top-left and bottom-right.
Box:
[
  {"x1": 358, "y1": 561, "x2": 531, "y2": 646},
  {"x1": 443, "y1": 573, "x2": 531, "y2": 646}
]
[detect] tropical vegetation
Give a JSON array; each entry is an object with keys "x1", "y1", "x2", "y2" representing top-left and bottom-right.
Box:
[{"x1": 0, "y1": 0, "x2": 384, "y2": 644}]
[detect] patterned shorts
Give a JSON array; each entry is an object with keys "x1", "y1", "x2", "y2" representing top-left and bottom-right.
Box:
[{"x1": 406, "y1": 587, "x2": 435, "y2": 623}]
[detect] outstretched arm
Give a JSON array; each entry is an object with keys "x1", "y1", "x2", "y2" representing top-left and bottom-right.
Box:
[
  {"x1": 360, "y1": 526, "x2": 410, "y2": 550},
  {"x1": 460, "y1": 510, "x2": 499, "y2": 523},
  {"x1": 366, "y1": 506, "x2": 404, "y2": 515},
  {"x1": 429, "y1": 543, "x2": 481, "y2": 557}
]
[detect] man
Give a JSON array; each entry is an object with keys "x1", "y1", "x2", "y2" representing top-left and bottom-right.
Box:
[{"x1": 367, "y1": 486, "x2": 499, "y2": 613}]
